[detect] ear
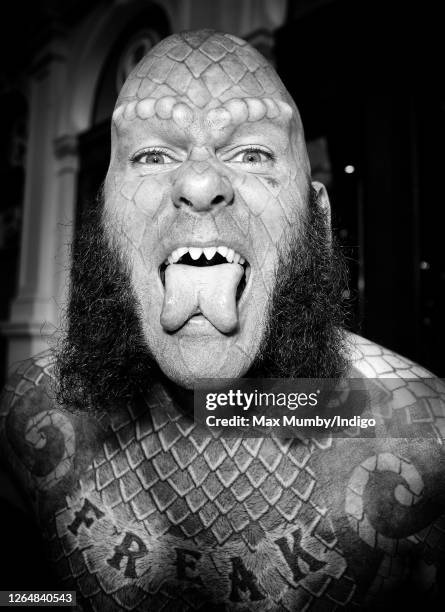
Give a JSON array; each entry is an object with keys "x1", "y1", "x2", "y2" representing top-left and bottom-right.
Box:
[
  {"x1": 311, "y1": 180, "x2": 332, "y2": 243},
  {"x1": 311, "y1": 181, "x2": 331, "y2": 226}
]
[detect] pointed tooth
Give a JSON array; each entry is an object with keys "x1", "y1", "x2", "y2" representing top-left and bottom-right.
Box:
[
  {"x1": 233, "y1": 253, "x2": 240, "y2": 264},
  {"x1": 217, "y1": 246, "x2": 228, "y2": 257},
  {"x1": 171, "y1": 250, "x2": 181, "y2": 263},
  {"x1": 226, "y1": 248, "x2": 234, "y2": 263},
  {"x1": 239, "y1": 256, "x2": 245, "y2": 264},
  {"x1": 175, "y1": 247, "x2": 188, "y2": 260},
  {"x1": 168, "y1": 255, "x2": 173, "y2": 264},
  {"x1": 189, "y1": 247, "x2": 202, "y2": 260},
  {"x1": 204, "y1": 246, "x2": 217, "y2": 260}
]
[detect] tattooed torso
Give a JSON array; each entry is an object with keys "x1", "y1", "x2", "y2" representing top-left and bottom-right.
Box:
[{"x1": 1, "y1": 334, "x2": 445, "y2": 611}]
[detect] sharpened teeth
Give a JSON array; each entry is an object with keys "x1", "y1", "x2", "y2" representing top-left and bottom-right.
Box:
[
  {"x1": 165, "y1": 245, "x2": 247, "y2": 266},
  {"x1": 204, "y1": 246, "x2": 217, "y2": 260},
  {"x1": 189, "y1": 247, "x2": 202, "y2": 260}
]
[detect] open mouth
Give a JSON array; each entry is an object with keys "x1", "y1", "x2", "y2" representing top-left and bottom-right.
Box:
[{"x1": 160, "y1": 245, "x2": 250, "y2": 302}]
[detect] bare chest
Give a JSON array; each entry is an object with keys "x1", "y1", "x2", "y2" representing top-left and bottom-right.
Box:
[{"x1": 41, "y1": 403, "x2": 438, "y2": 611}]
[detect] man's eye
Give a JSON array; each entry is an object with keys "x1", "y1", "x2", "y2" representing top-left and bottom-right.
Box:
[
  {"x1": 132, "y1": 149, "x2": 173, "y2": 165},
  {"x1": 230, "y1": 148, "x2": 274, "y2": 165}
]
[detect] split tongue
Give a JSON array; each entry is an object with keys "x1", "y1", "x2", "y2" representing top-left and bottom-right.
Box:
[{"x1": 161, "y1": 263, "x2": 244, "y2": 333}]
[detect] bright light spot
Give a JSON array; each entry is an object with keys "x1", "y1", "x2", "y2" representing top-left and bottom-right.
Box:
[{"x1": 344, "y1": 165, "x2": 355, "y2": 174}]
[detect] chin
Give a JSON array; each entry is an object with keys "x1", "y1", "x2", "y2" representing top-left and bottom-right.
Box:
[{"x1": 148, "y1": 328, "x2": 259, "y2": 389}]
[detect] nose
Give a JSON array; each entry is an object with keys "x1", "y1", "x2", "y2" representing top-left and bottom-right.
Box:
[{"x1": 172, "y1": 161, "x2": 234, "y2": 212}]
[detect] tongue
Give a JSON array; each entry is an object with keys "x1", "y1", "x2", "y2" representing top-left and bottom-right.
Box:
[{"x1": 161, "y1": 263, "x2": 244, "y2": 333}]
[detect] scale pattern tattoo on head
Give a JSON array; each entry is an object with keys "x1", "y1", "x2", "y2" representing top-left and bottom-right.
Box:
[
  {"x1": 104, "y1": 30, "x2": 311, "y2": 387},
  {"x1": 114, "y1": 30, "x2": 296, "y2": 122}
]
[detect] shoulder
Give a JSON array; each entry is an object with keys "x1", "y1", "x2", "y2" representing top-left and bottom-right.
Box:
[
  {"x1": 346, "y1": 332, "x2": 435, "y2": 378},
  {"x1": 339, "y1": 337, "x2": 445, "y2": 566},
  {"x1": 344, "y1": 332, "x2": 445, "y2": 444},
  {"x1": 1, "y1": 349, "x2": 56, "y2": 415},
  {"x1": 0, "y1": 350, "x2": 59, "y2": 462},
  {"x1": 0, "y1": 351, "x2": 101, "y2": 514},
  {"x1": 342, "y1": 333, "x2": 445, "y2": 444}
]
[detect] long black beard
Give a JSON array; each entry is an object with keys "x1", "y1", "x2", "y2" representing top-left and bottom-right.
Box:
[
  {"x1": 249, "y1": 187, "x2": 349, "y2": 378},
  {"x1": 56, "y1": 188, "x2": 349, "y2": 413},
  {"x1": 56, "y1": 197, "x2": 157, "y2": 414}
]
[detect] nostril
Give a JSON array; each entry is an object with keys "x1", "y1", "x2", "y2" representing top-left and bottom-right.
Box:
[
  {"x1": 179, "y1": 196, "x2": 193, "y2": 207},
  {"x1": 211, "y1": 195, "x2": 225, "y2": 205}
]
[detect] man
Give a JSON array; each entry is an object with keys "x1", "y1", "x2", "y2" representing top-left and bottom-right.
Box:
[{"x1": 1, "y1": 30, "x2": 445, "y2": 611}]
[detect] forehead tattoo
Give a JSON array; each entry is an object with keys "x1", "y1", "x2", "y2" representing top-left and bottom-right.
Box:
[
  {"x1": 112, "y1": 30, "x2": 302, "y2": 138},
  {"x1": 105, "y1": 29, "x2": 312, "y2": 386}
]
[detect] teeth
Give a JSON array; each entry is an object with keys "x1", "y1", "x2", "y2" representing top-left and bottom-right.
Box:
[
  {"x1": 164, "y1": 245, "x2": 247, "y2": 266},
  {"x1": 189, "y1": 247, "x2": 202, "y2": 260},
  {"x1": 204, "y1": 246, "x2": 217, "y2": 260},
  {"x1": 171, "y1": 246, "x2": 188, "y2": 262}
]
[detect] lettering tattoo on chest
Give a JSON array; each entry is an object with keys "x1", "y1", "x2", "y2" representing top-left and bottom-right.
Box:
[
  {"x1": 59, "y1": 492, "x2": 335, "y2": 604},
  {"x1": 2, "y1": 355, "x2": 445, "y2": 610},
  {"x1": 49, "y1": 400, "x2": 347, "y2": 610}
]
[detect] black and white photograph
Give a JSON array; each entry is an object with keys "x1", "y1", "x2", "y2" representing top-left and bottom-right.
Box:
[{"x1": 0, "y1": 1, "x2": 444, "y2": 610}]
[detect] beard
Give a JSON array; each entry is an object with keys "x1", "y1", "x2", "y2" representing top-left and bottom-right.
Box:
[
  {"x1": 249, "y1": 188, "x2": 348, "y2": 378},
  {"x1": 56, "y1": 187, "x2": 349, "y2": 414}
]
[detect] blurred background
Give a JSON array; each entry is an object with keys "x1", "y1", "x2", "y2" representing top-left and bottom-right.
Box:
[{"x1": 0, "y1": 0, "x2": 443, "y2": 384}]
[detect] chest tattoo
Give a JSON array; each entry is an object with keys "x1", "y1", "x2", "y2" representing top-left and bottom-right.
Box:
[
  {"x1": 3, "y1": 365, "x2": 445, "y2": 610},
  {"x1": 45, "y1": 389, "x2": 353, "y2": 610}
]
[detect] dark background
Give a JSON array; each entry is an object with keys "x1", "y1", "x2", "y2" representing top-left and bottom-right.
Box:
[
  {"x1": 0, "y1": 0, "x2": 443, "y2": 385},
  {"x1": 276, "y1": 0, "x2": 443, "y2": 376}
]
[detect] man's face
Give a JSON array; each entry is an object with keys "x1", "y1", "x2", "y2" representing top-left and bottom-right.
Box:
[{"x1": 104, "y1": 31, "x2": 312, "y2": 388}]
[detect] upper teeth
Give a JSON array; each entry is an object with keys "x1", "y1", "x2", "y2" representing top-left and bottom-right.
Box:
[{"x1": 166, "y1": 246, "x2": 245, "y2": 265}]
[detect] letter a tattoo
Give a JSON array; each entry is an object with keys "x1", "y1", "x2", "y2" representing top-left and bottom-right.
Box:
[{"x1": 229, "y1": 556, "x2": 265, "y2": 602}]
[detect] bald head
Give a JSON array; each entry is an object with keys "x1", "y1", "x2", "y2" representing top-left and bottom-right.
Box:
[
  {"x1": 112, "y1": 30, "x2": 308, "y2": 171},
  {"x1": 119, "y1": 30, "x2": 290, "y2": 105},
  {"x1": 102, "y1": 29, "x2": 330, "y2": 387}
]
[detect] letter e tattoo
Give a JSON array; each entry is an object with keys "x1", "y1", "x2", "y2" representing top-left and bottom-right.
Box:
[{"x1": 176, "y1": 548, "x2": 203, "y2": 585}]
